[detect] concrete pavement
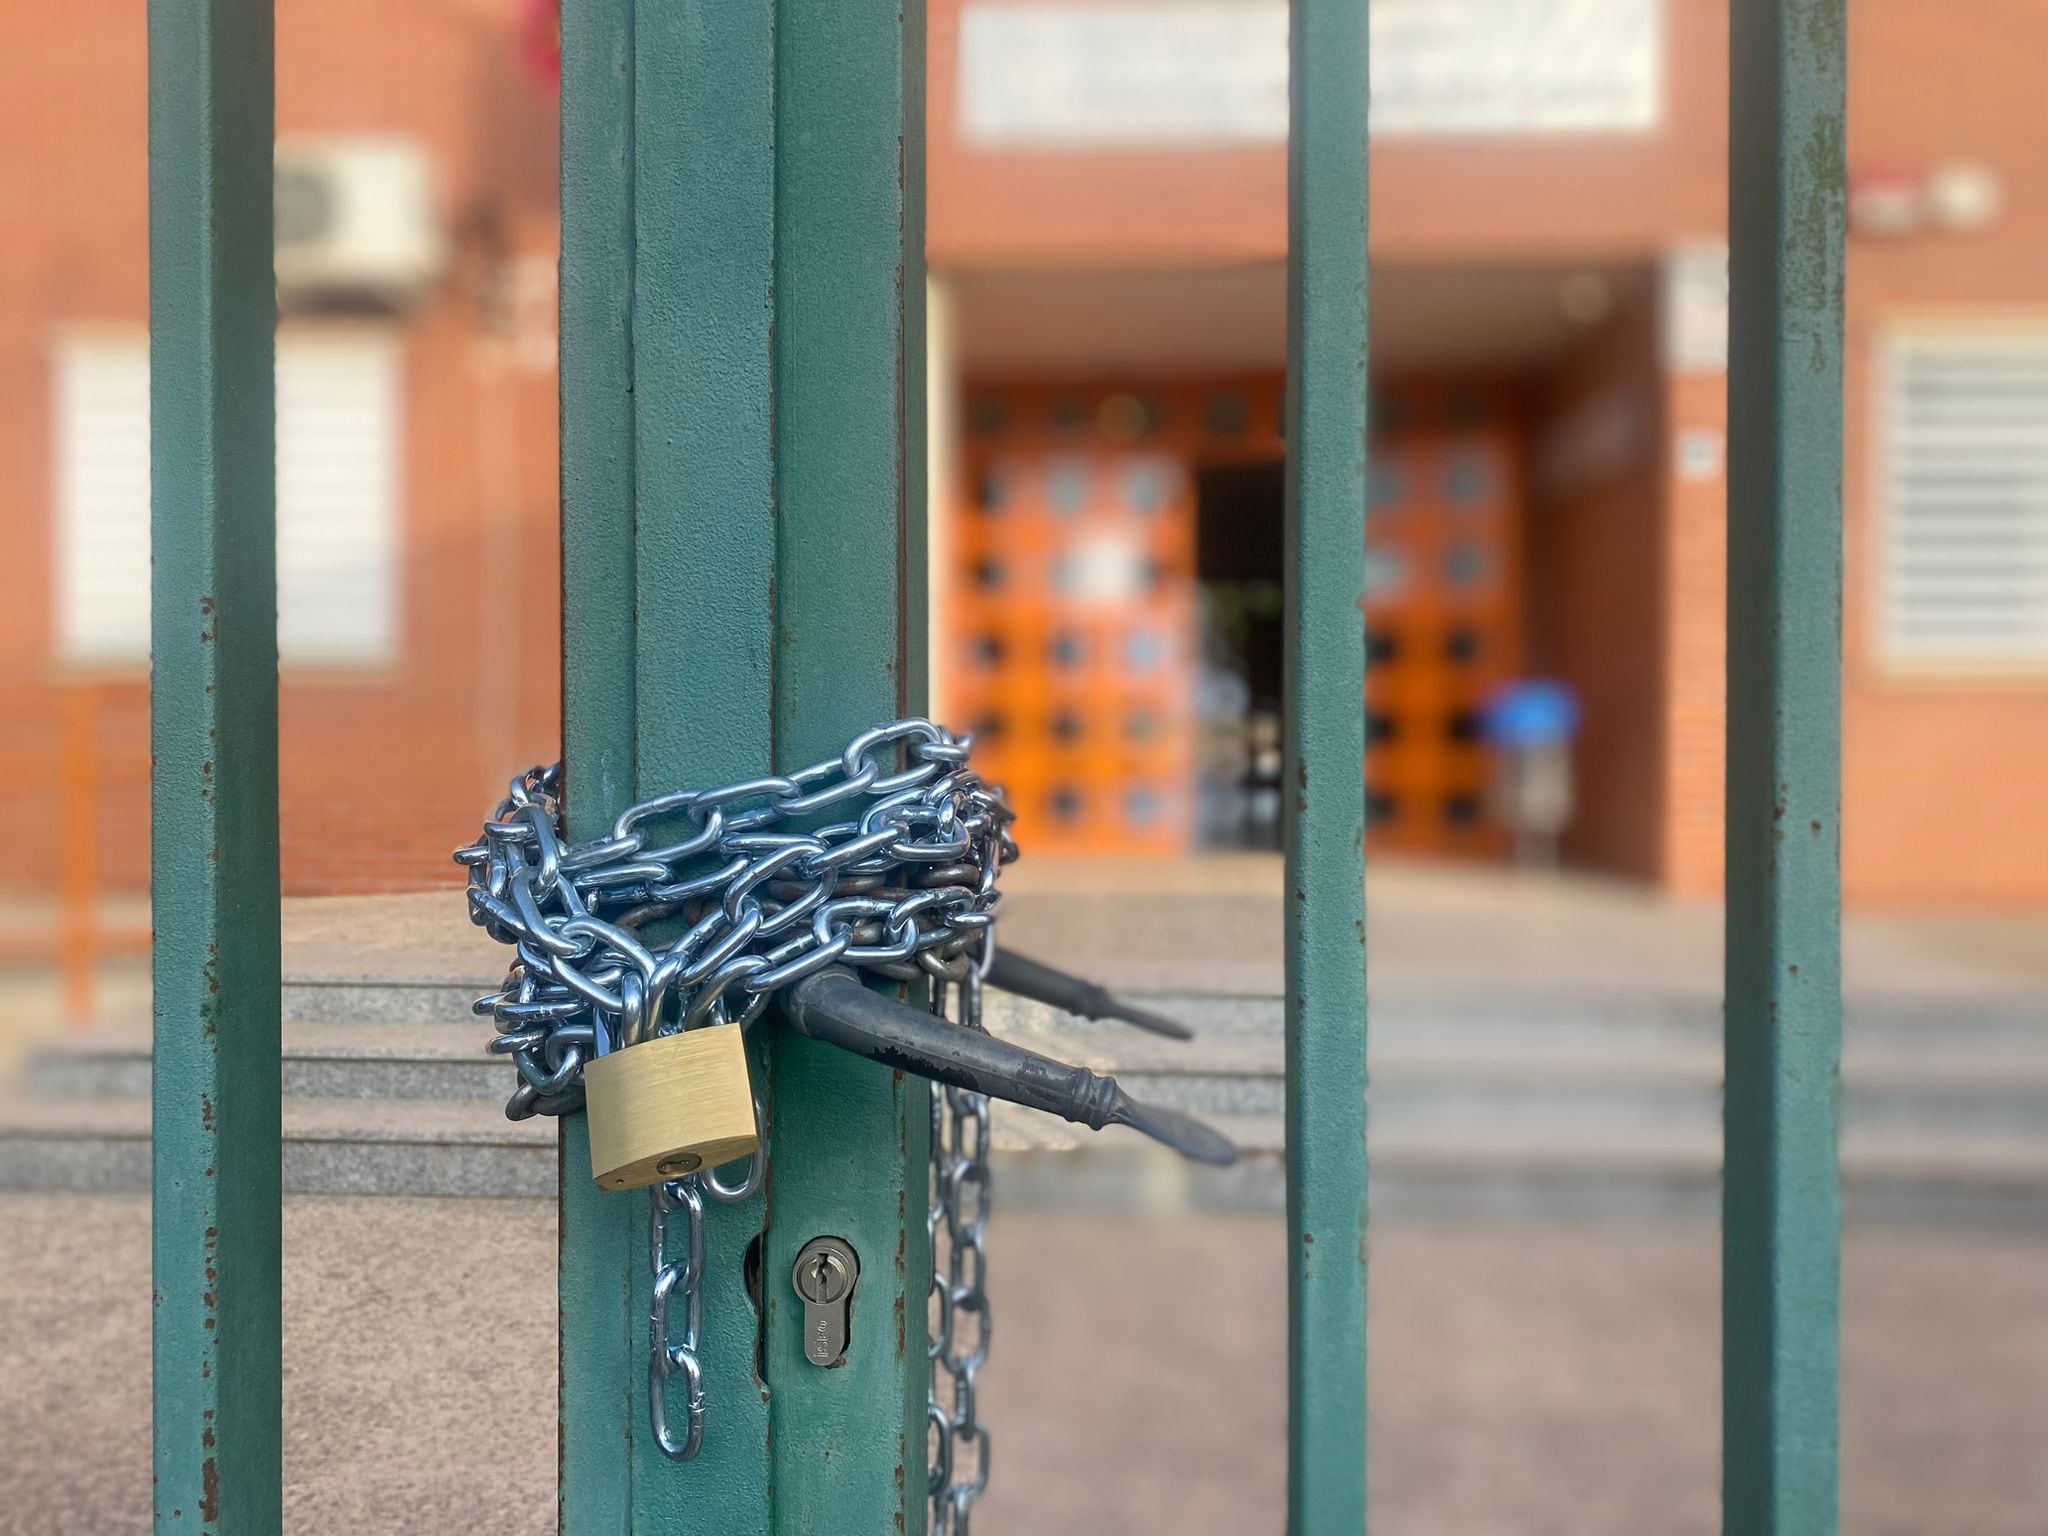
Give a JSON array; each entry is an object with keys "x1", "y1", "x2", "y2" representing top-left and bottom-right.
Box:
[{"x1": 3, "y1": 1191, "x2": 2045, "y2": 1534}]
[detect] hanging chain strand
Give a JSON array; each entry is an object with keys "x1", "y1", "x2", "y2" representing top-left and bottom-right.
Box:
[
  {"x1": 647, "y1": 1133, "x2": 766, "y2": 1462},
  {"x1": 649, "y1": 1177, "x2": 707, "y2": 1461},
  {"x1": 457, "y1": 719, "x2": 1013, "y2": 1471},
  {"x1": 929, "y1": 965, "x2": 993, "y2": 1533}
]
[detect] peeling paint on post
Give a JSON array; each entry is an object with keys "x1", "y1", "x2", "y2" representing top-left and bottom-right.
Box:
[
  {"x1": 1723, "y1": 0, "x2": 1846, "y2": 1531},
  {"x1": 148, "y1": 0, "x2": 283, "y2": 1529},
  {"x1": 1283, "y1": 0, "x2": 1371, "y2": 1528}
]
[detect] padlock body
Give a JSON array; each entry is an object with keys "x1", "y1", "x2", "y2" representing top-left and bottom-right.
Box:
[{"x1": 583, "y1": 1025, "x2": 760, "y2": 1192}]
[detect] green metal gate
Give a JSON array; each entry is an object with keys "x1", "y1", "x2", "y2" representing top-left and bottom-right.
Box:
[{"x1": 146, "y1": 0, "x2": 1843, "y2": 1529}]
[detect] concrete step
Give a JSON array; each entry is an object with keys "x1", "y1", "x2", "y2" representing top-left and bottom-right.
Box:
[
  {"x1": 998, "y1": 998, "x2": 2048, "y2": 1134},
  {"x1": 995, "y1": 1111, "x2": 2048, "y2": 1224},
  {"x1": 35, "y1": 1012, "x2": 2048, "y2": 1140},
  {"x1": 1123, "y1": 1048, "x2": 2048, "y2": 1134},
  {"x1": 0, "y1": 1094, "x2": 555, "y2": 1197},
  {"x1": 29, "y1": 991, "x2": 2048, "y2": 1129},
  {"x1": 286, "y1": 976, "x2": 486, "y2": 1027},
  {"x1": 282, "y1": 968, "x2": 2048, "y2": 1053},
  {"x1": 10, "y1": 1087, "x2": 2048, "y2": 1222},
  {"x1": 24, "y1": 1020, "x2": 514, "y2": 1102},
  {"x1": 11, "y1": 980, "x2": 2048, "y2": 1211}
]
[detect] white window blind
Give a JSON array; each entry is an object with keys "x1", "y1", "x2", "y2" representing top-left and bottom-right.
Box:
[
  {"x1": 52, "y1": 329, "x2": 402, "y2": 667},
  {"x1": 1880, "y1": 327, "x2": 2048, "y2": 668},
  {"x1": 53, "y1": 338, "x2": 152, "y2": 665}
]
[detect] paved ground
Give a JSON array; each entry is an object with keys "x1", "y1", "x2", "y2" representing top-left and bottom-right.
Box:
[
  {"x1": 3, "y1": 1191, "x2": 2045, "y2": 1534},
  {"x1": 4, "y1": 867, "x2": 2044, "y2": 1528}
]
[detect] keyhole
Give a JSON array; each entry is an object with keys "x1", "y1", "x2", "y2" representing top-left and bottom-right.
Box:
[
  {"x1": 791, "y1": 1236, "x2": 859, "y2": 1368},
  {"x1": 807, "y1": 1253, "x2": 841, "y2": 1301}
]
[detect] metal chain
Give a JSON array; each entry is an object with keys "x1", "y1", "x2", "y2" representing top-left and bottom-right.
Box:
[
  {"x1": 649, "y1": 1177, "x2": 707, "y2": 1461},
  {"x1": 455, "y1": 719, "x2": 1017, "y2": 1120},
  {"x1": 647, "y1": 1132, "x2": 766, "y2": 1462},
  {"x1": 457, "y1": 718, "x2": 1013, "y2": 1469},
  {"x1": 929, "y1": 964, "x2": 993, "y2": 1533}
]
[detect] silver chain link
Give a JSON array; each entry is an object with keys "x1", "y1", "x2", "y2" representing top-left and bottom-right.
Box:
[
  {"x1": 929, "y1": 965, "x2": 993, "y2": 1533},
  {"x1": 455, "y1": 719, "x2": 1016, "y2": 1120},
  {"x1": 649, "y1": 1176, "x2": 707, "y2": 1461},
  {"x1": 456, "y1": 719, "x2": 1014, "y2": 1471},
  {"x1": 647, "y1": 1136, "x2": 766, "y2": 1462}
]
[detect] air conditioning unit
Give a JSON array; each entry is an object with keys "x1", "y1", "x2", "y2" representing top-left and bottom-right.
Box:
[{"x1": 274, "y1": 136, "x2": 444, "y2": 307}]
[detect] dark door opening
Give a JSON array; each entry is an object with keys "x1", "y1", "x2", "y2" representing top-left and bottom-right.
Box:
[{"x1": 1194, "y1": 461, "x2": 1286, "y2": 849}]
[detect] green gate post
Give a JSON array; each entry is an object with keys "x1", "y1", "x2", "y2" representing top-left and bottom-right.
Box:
[
  {"x1": 1723, "y1": 0, "x2": 1846, "y2": 1531},
  {"x1": 762, "y1": 0, "x2": 932, "y2": 1522},
  {"x1": 1283, "y1": 0, "x2": 1371, "y2": 1529},
  {"x1": 148, "y1": 1, "x2": 284, "y2": 1531},
  {"x1": 557, "y1": 1, "x2": 929, "y2": 1528}
]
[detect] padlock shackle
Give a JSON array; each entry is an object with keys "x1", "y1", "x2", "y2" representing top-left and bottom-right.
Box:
[{"x1": 779, "y1": 968, "x2": 1237, "y2": 1167}]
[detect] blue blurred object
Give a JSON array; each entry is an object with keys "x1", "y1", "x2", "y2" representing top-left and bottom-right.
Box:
[{"x1": 1482, "y1": 680, "x2": 1581, "y2": 749}]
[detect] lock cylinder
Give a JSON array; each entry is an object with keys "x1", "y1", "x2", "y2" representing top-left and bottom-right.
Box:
[{"x1": 582, "y1": 1024, "x2": 760, "y2": 1192}]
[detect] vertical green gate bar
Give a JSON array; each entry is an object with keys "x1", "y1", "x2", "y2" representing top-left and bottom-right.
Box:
[
  {"x1": 1722, "y1": 0, "x2": 1846, "y2": 1531},
  {"x1": 763, "y1": 1, "x2": 930, "y2": 1527},
  {"x1": 558, "y1": 1, "x2": 928, "y2": 1527},
  {"x1": 557, "y1": 0, "x2": 636, "y2": 1526},
  {"x1": 1283, "y1": 0, "x2": 1371, "y2": 1529},
  {"x1": 148, "y1": 0, "x2": 283, "y2": 1531},
  {"x1": 628, "y1": 0, "x2": 778, "y2": 1522}
]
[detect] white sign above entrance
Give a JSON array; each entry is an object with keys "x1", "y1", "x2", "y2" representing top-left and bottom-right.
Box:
[{"x1": 957, "y1": 0, "x2": 1664, "y2": 149}]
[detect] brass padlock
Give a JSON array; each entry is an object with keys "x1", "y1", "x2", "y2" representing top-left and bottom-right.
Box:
[{"x1": 582, "y1": 1024, "x2": 760, "y2": 1193}]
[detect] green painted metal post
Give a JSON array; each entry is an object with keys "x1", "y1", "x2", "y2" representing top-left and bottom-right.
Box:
[
  {"x1": 1722, "y1": 0, "x2": 1846, "y2": 1532},
  {"x1": 626, "y1": 0, "x2": 779, "y2": 1522},
  {"x1": 762, "y1": 3, "x2": 931, "y2": 1527},
  {"x1": 557, "y1": 0, "x2": 638, "y2": 1528},
  {"x1": 557, "y1": 1, "x2": 928, "y2": 1527},
  {"x1": 1283, "y1": 0, "x2": 1370, "y2": 1530},
  {"x1": 147, "y1": 1, "x2": 283, "y2": 1531}
]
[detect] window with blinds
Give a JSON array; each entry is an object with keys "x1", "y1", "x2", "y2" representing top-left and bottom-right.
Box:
[
  {"x1": 52, "y1": 329, "x2": 402, "y2": 668},
  {"x1": 1879, "y1": 326, "x2": 2048, "y2": 668}
]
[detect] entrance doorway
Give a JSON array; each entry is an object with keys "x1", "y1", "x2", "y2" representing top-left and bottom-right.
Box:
[
  {"x1": 1187, "y1": 385, "x2": 1526, "y2": 859},
  {"x1": 1193, "y1": 460, "x2": 1285, "y2": 848},
  {"x1": 943, "y1": 374, "x2": 1527, "y2": 862}
]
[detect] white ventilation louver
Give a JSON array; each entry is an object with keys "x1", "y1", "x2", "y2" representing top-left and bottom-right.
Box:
[{"x1": 1880, "y1": 327, "x2": 2048, "y2": 667}]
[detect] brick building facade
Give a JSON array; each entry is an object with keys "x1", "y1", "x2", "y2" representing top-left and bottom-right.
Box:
[
  {"x1": 926, "y1": 0, "x2": 2048, "y2": 905},
  {"x1": 1, "y1": 0, "x2": 563, "y2": 895},
  {"x1": 3, "y1": 0, "x2": 2045, "y2": 905}
]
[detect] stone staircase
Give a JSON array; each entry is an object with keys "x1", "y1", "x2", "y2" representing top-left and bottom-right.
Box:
[{"x1": 7, "y1": 972, "x2": 2048, "y2": 1220}]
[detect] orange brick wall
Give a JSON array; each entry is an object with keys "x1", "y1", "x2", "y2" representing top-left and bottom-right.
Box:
[
  {"x1": 1527, "y1": 296, "x2": 1669, "y2": 883},
  {"x1": 0, "y1": 0, "x2": 564, "y2": 898},
  {"x1": 1651, "y1": 0, "x2": 2048, "y2": 905},
  {"x1": 1661, "y1": 368, "x2": 1728, "y2": 897},
  {"x1": 1835, "y1": 1, "x2": 2048, "y2": 906}
]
